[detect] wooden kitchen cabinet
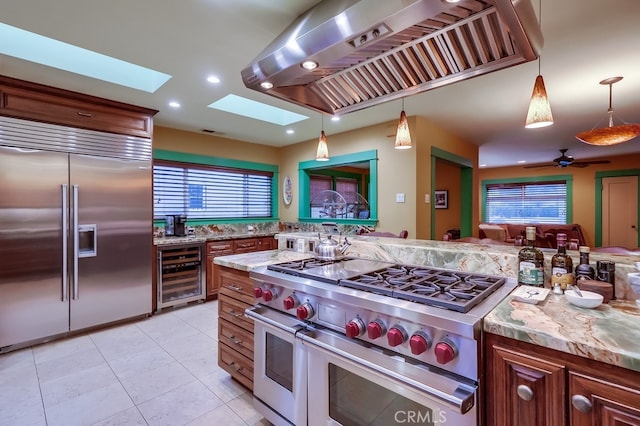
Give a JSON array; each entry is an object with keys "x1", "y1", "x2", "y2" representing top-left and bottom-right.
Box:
[
  {"x1": 0, "y1": 75, "x2": 155, "y2": 138},
  {"x1": 205, "y1": 241, "x2": 234, "y2": 299},
  {"x1": 485, "y1": 333, "x2": 640, "y2": 426},
  {"x1": 205, "y1": 236, "x2": 276, "y2": 299},
  {"x1": 217, "y1": 265, "x2": 255, "y2": 390}
]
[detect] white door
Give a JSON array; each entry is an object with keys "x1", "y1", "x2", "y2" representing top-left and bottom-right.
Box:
[{"x1": 602, "y1": 176, "x2": 638, "y2": 248}]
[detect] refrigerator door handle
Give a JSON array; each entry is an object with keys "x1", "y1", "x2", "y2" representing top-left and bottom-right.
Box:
[
  {"x1": 61, "y1": 184, "x2": 68, "y2": 301},
  {"x1": 72, "y1": 184, "x2": 79, "y2": 300}
]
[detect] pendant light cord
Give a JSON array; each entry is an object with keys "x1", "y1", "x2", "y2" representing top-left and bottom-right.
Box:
[{"x1": 538, "y1": 0, "x2": 542, "y2": 75}]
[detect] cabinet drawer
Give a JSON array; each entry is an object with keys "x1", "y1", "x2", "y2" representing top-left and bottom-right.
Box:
[
  {"x1": 218, "y1": 320, "x2": 253, "y2": 360},
  {"x1": 257, "y1": 236, "x2": 276, "y2": 251},
  {"x1": 0, "y1": 85, "x2": 153, "y2": 138},
  {"x1": 218, "y1": 295, "x2": 254, "y2": 332},
  {"x1": 218, "y1": 267, "x2": 255, "y2": 305},
  {"x1": 207, "y1": 241, "x2": 233, "y2": 256},
  {"x1": 218, "y1": 342, "x2": 253, "y2": 391},
  {"x1": 233, "y1": 238, "x2": 258, "y2": 253}
]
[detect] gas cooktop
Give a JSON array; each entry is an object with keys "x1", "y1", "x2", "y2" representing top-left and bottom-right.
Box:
[{"x1": 266, "y1": 257, "x2": 505, "y2": 313}]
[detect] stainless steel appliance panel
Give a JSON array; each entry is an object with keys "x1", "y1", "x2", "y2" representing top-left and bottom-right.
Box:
[
  {"x1": 0, "y1": 146, "x2": 70, "y2": 348},
  {"x1": 69, "y1": 154, "x2": 152, "y2": 330}
]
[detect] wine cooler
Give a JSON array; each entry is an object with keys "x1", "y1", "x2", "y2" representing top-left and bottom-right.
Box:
[{"x1": 157, "y1": 243, "x2": 205, "y2": 310}]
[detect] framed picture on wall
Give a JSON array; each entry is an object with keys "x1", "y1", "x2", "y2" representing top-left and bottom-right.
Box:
[{"x1": 434, "y1": 190, "x2": 448, "y2": 209}]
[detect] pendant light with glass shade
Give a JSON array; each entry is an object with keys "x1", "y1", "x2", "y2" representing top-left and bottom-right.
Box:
[
  {"x1": 524, "y1": 0, "x2": 553, "y2": 129},
  {"x1": 316, "y1": 114, "x2": 329, "y2": 161},
  {"x1": 576, "y1": 76, "x2": 640, "y2": 146},
  {"x1": 394, "y1": 98, "x2": 412, "y2": 149}
]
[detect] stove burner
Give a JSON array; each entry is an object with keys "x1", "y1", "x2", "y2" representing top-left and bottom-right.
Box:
[
  {"x1": 340, "y1": 266, "x2": 505, "y2": 313},
  {"x1": 266, "y1": 258, "x2": 505, "y2": 313}
]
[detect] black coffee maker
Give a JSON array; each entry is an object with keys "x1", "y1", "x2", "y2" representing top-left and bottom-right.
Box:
[{"x1": 165, "y1": 214, "x2": 187, "y2": 237}]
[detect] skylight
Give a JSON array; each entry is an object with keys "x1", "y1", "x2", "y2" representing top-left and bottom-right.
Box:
[
  {"x1": 208, "y1": 94, "x2": 308, "y2": 126},
  {"x1": 0, "y1": 23, "x2": 171, "y2": 93}
]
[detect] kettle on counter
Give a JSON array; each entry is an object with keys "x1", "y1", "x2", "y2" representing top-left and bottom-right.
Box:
[{"x1": 315, "y1": 233, "x2": 350, "y2": 260}]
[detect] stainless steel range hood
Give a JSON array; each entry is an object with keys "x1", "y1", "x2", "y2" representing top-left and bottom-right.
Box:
[{"x1": 241, "y1": 0, "x2": 543, "y2": 115}]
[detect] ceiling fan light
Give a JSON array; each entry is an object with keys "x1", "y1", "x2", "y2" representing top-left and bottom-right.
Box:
[
  {"x1": 316, "y1": 130, "x2": 329, "y2": 161},
  {"x1": 525, "y1": 75, "x2": 554, "y2": 128},
  {"x1": 576, "y1": 124, "x2": 640, "y2": 146},
  {"x1": 394, "y1": 110, "x2": 412, "y2": 149}
]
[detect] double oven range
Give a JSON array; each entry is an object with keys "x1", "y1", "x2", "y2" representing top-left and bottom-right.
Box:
[{"x1": 247, "y1": 257, "x2": 515, "y2": 426}]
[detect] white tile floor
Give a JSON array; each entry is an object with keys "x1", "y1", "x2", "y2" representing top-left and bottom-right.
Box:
[{"x1": 0, "y1": 301, "x2": 270, "y2": 426}]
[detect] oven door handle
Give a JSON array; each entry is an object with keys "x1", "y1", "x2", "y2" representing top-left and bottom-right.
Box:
[
  {"x1": 299, "y1": 329, "x2": 476, "y2": 415},
  {"x1": 245, "y1": 305, "x2": 308, "y2": 335}
]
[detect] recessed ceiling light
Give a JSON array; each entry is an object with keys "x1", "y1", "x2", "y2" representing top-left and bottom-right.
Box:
[
  {"x1": 301, "y1": 60, "x2": 318, "y2": 70},
  {"x1": 286, "y1": 129, "x2": 294, "y2": 134},
  {"x1": 207, "y1": 75, "x2": 220, "y2": 84},
  {"x1": 331, "y1": 116, "x2": 340, "y2": 122},
  {"x1": 479, "y1": 164, "x2": 487, "y2": 167},
  {"x1": 261, "y1": 81, "x2": 273, "y2": 89},
  {"x1": 517, "y1": 160, "x2": 527, "y2": 164},
  {"x1": 0, "y1": 22, "x2": 171, "y2": 93},
  {"x1": 169, "y1": 101, "x2": 181, "y2": 108}
]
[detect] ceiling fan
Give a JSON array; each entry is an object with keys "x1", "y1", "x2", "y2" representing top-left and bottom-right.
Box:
[{"x1": 524, "y1": 149, "x2": 611, "y2": 169}]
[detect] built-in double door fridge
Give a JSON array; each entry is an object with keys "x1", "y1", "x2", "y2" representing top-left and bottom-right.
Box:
[{"x1": 0, "y1": 117, "x2": 152, "y2": 352}]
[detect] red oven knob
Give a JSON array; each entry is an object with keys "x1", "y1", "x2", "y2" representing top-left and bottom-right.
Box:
[
  {"x1": 345, "y1": 318, "x2": 365, "y2": 338},
  {"x1": 387, "y1": 326, "x2": 408, "y2": 347},
  {"x1": 296, "y1": 303, "x2": 315, "y2": 320},
  {"x1": 434, "y1": 341, "x2": 457, "y2": 365},
  {"x1": 283, "y1": 295, "x2": 298, "y2": 310},
  {"x1": 253, "y1": 287, "x2": 263, "y2": 299},
  {"x1": 263, "y1": 288, "x2": 278, "y2": 302},
  {"x1": 366, "y1": 320, "x2": 386, "y2": 340},
  {"x1": 409, "y1": 332, "x2": 432, "y2": 355}
]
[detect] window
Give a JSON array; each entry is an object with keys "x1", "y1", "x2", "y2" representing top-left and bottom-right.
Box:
[
  {"x1": 483, "y1": 179, "x2": 570, "y2": 224},
  {"x1": 154, "y1": 160, "x2": 273, "y2": 219}
]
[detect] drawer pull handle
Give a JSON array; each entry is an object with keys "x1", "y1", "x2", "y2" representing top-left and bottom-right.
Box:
[
  {"x1": 228, "y1": 285, "x2": 244, "y2": 293},
  {"x1": 516, "y1": 385, "x2": 533, "y2": 401},
  {"x1": 571, "y1": 395, "x2": 592, "y2": 413},
  {"x1": 228, "y1": 361, "x2": 243, "y2": 372},
  {"x1": 228, "y1": 335, "x2": 243, "y2": 345},
  {"x1": 228, "y1": 309, "x2": 243, "y2": 318},
  {"x1": 77, "y1": 111, "x2": 92, "y2": 117}
]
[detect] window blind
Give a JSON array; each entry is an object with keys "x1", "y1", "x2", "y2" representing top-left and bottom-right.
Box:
[
  {"x1": 153, "y1": 161, "x2": 273, "y2": 219},
  {"x1": 485, "y1": 181, "x2": 567, "y2": 224}
]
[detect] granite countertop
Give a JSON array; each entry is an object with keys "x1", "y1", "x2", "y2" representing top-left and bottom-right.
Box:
[
  {"x1": 213, "y1": 249, "x2": 312, "y2": 271},
  {"x1": 484, "y1": 291, "x2": 640, "y2": 372},
  {"x1": 154, "y1": 232, "x2": 275, "y2": 246}
]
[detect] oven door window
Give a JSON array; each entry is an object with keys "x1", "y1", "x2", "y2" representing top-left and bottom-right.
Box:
[
  {"x1": 328, "y1": 363, "x2": 440, "y2": 426},
  {"x1": 266, "y1": 332, "x2": 293, "y2": 392}
]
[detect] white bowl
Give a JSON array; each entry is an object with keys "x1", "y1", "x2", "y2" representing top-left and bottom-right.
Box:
[{"x1": 565, "y1": 289, "x2": 603, "y2": 309}]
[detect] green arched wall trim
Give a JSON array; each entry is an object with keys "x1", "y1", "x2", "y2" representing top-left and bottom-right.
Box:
[
  {"x1": 298, "y1": 150, "x2": 378, "y2": 225},
  {"x1": 430, "y1": 147, "x2": 473, "y2": 238},
  {"x1": 153, "y1": 149, "x2": 280, "y2": 225},
  {"x1": 481, "y1": 174, "x2": 573, "y2": 224},
  {"x1": 594, "y1": 169, "x2": 640, "y2": 247}
]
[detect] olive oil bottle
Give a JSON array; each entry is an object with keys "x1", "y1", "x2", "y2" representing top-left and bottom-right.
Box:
[
  {"x1": 551, "y1": 233, "x2": 573, "y2": 291},
  {"x1": 518, "y1": 226, "x2": 544, "y2": 286}
]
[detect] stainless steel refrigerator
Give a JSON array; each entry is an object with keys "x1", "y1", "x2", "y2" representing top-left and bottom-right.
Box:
[{"x1": 0, "y1": 116, "x2": 152, "y2": 352}]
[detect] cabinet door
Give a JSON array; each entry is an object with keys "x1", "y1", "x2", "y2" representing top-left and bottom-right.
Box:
[
  {"x1": 569, "y1": 372, "x2": 640, "y2": 426},
  {"x1": 205, "y1": 241, "x2": 233, "y2": 298},
  {"x1": 488, "y1": 344, "x2": 566, "y2": 426}
]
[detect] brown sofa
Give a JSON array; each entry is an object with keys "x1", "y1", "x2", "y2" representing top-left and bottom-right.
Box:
[{"x1": 479, "y1": 223, "x2": 586, "y2": 249}]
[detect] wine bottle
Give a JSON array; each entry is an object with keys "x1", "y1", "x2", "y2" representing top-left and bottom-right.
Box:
[
  {"x1": 575, "y1": 246, "x2": 595, "y2": 282},
  {"x1": 551, "y1": 233, "x2": 573, "y2": 291},
  {"x1": 518, "y1": 226, "x2": 544, "y2": 286}
]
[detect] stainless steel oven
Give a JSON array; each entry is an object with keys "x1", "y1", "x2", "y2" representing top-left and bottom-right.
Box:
[{"x1": 248, "y1": 257, "x2": 516, "y2": 426}]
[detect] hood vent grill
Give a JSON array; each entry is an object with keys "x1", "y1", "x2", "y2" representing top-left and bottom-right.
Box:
[{"x1": 242, "y1": 0, "x2": 542, "y2": 116}]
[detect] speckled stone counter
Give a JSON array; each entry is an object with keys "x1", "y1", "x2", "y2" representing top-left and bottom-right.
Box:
[
  {"x1": 484, "y1": 293, "x2": 640, "y2": 372},
  {"x1": 213, "y1": 249, "x2": 311, "y2": 271},
  {"x1": 154, "y1": 232, "x2": 275, "y2": 246}
]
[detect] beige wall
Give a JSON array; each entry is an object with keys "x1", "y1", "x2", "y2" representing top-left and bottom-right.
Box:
[
  {"x1": 153, "y1": 120, "x2": 478, "y2": 240},
  {"x1": 477, "y1": 153, "x2": 640, "y2": 247}
]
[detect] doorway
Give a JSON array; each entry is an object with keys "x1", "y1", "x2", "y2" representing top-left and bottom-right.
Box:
[
  {"x1": 596, "y1": 170, "x2": 640, "y2": 248},
  {"x1": 601, "y1": 176, "x2": 638, "y2": 248}
]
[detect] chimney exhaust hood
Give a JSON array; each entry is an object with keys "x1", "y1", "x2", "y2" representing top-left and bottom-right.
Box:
[{"x1": 241, "y1": 0, "x2": 543, "y2": 116}]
